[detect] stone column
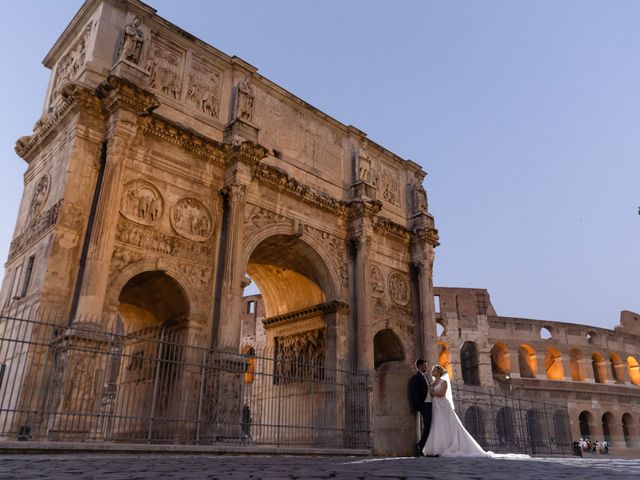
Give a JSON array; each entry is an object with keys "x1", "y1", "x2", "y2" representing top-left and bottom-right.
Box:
[
  {"x1": 349, "y1": 230, "x2": 373, "y2": 370},
  {"x1": 73, "y1": 78, "x2": 158, "y2": 321},
  {"x1": 215, "y1": 182, "x2": 248, "y2": 348},
  {"x1": 558, "y1": 355, "x2": 572, "y2": 381},
  {"x1": 213, "y1": 140, "x2": 265, "y2": 348},
  {"x1": 410, "y1": 209, "x2": 439, "y2": 367},
  {"x1": 535, "y1": 353, "x2": 546, "y2": 379},
  {"x1": 581, "y1": 357, "x2": 596, "y2": 383}
]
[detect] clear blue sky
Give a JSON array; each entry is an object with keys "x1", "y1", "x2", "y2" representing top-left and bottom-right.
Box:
[{"x1": 1, "y1": 1, "x2": 638, "y2": 330}]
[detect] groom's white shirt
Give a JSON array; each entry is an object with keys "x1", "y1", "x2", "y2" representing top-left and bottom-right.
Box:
[{"x1": 423, "y1": 373, "x2": 434, "y2": 403}]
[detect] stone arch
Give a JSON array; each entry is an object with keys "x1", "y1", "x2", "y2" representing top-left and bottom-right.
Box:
[
  {"x1": 496, "y1": 407, "x2": 515, "y2": 447},
  {"x1": 622, "y1": 412, "x2": 634, "y2": 447},
  {"x1": 518, "y1": 344, "x2": 537, "y2": 378},
  {"x1": 544, "y1": 347, "x2": 564, "y2": 380},
  {"x1": 117, "y1": 271, "x2": 190, "y2": 333},
  {"x1": 460, "y1": 341, "x2": 480, "y2": 386},
  {"x1": 569, "y1": 348, "x2": 584, "y2": 381},
  {"x1": 373, "y1": 329, "x2": 405, "y2": 370},
  {"x1": 579, "y1": 410, "x2": 595, "y2": 439},
  {"x1": 602, "y1": 411, "x2": 615, "y2": 442},
  {"x1": 490, "y1": 342, "x2": 510, "y2": 375},
  {"x1": 553, "y1": 409, "x2": 571, "y2": 443},
  {"x1": 437, "y1": 340, "x2": 452, "y2": 378},
  {"x1": 105, "y1": 259, "x2": 197, "y2": 319},
  {"x1": 243, "y1": 230, "x2": 340, "y2": 318},
  {"x1": 627, "y1": 356, "x2": 640, "y2": 385},
  {"x1": 609, "y1": 353, "x2": 624, "y2": 383},
  {"x1": 243, "y1": 225, "x2": 341, "y2": 303},
  {"x1": 463, "y1": 406, "x2": 486, "y2": 446},
  {"x1": 109, "y1": 269, "x2": 191, "y2": 440},
  {"x1": 436, "y1": 319, "x2": 446, "y2": 337},
  {"x1": 526, "y1": 409, "x2": 544, "y2": 453},
  {"x1": 592, "y1": 352, "x2": 607, "y2": 384}
]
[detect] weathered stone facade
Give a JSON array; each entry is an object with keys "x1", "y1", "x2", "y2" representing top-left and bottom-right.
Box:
[
  {"x1": 0, "y1": 0, "x2": 438, "y2": 455},
  {"x1": 433, "y1": 287, "x2": 640, "y2": 457}
]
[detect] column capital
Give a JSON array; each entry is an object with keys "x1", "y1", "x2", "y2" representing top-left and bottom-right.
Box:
[{"x1": 221, "y1": 182, "x2": 248, "y2": 203}]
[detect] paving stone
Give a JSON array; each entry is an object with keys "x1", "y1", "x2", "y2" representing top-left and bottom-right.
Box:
[{"x1": 0, "y1": 454, "x2": 639, "y2": 479}]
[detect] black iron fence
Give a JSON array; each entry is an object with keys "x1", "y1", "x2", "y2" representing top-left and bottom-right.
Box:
[
  {"x1": 451, "y1": 382, "x2": 572, "y2": 456},
  {"x1": 0, "y1": 311, "x2": 370, "y2": 449}
]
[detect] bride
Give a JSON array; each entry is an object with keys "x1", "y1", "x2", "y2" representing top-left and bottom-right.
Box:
[{"x1": 422, "y1": 364, "x2": 489, "y2": 457}]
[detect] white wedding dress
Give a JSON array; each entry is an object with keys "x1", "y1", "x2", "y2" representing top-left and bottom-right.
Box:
[{"x1": 422, "y1": 376, "x2": 489, "y2": 457}]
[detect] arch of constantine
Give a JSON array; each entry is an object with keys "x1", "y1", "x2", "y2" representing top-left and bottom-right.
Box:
[
  {"x1": 0, "y1": 0, "x2": 437, "y2": 454},
  {"x1": 0, "y1": 0, "x2": 637, "y2": 458}
]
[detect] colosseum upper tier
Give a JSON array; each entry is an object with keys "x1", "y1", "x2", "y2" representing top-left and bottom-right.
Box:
[{"x1": 431, "y1": 286, "x2": 640, "y2": 455}]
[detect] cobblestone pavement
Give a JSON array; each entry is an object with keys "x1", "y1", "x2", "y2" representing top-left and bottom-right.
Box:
[{"x1": 1, "y1": 454, "x2": 639, "y2": 479}]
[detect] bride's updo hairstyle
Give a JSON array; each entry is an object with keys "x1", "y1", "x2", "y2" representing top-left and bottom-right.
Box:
[{"x1": 433, "y1": 365, "x2": 446, "y2": 377}]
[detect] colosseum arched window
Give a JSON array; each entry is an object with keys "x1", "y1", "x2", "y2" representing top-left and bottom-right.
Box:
[
  {"x1": 627, "y1": 356, "x2": 640, "y2": 385},
  {"x1": 609, "y1": 353, "x2": 624, "y2": 383},
  {"x1": 436, "y1": 319, "x2": 446, "y2": 337},
  {"x1": 490, "y1": 343, "x2": 510, "y2": 375},
  {"x1": 540, "y1": 327, "x2": 552, "y2": 340},
  {"x1": 496, "y1": 407, "x2": 515, "y2": 447},
  {"x1": 518, "y1": 344, "x2": 537, "y2": 378},
  {"x1": 569, "y1": 348, "x2": 584, "y2": 381},
  {"x1": 464, "y1": 406, "x2": 486, "y2": 446},
  {"x1": 460, "y1": 341, "x2": 480, "y2": 386},
  {"x1": 592, "y1": 352, "x2": 608, "y2": 384},
  {"x1": 553, "y1": 409, "x2": 571, "y2": 443},
  {"x1": 579, "y1": 410, "x2": 594, "y2": 439},
  {"x1": 602, "y1": 412, "x2": 615, "y2": 443},
  {"x1": 438, "y1": 340, "x2": 453, "y2": 378},
  {"x1": 544, "y1": 347, "x2": 564, "y2": 380},
  {"x1": 622, "y1": 413, "x2": 634, "y2": 447}
]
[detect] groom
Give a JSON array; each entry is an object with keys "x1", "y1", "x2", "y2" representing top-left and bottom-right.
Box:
[{"x1": 409, "y1": 358, "x2": 432, "y2": 456}]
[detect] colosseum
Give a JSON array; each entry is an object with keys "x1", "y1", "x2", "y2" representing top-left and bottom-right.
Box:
[{"x1": 241, "y1": 289, "x2": 640, "y2": 457}]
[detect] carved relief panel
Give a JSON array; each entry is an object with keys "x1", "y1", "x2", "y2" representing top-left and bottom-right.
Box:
[
  {"x1": 370, "y1": 264, "x2": 385, "y2": 298},
  {"x1": 388, "y1": 272, "x2": 409, "y2": 305},
  {"x1": 146, "y1": 36, "x2": 185, "y2": 100},
  {"x1": 29, "y1": 174, "x2": 51, "y2": 219},
  {"x1": 50, "y1": 21, "x2": 93, "y2": 106},
  {"x1": 380, "y1": 164, "x2": 400, "y2": 207},
  {"x1": 274, "y1": 328, "x2": 325, "y2": 383},
  {"x1": 120, "y1": 180, "x2": 163, "y2": 226},
  {"x1": 170, "y1": 197, "x2": 213, "y2": 242},
  {"x1": 186, "y1": 57, "x2": 222, "y2": 119}
]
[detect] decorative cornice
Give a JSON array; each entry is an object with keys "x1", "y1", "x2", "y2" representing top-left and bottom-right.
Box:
[
  {"x1": 252, "y1": 162, "x2": 350, "y2": 216},
  {"x1": 373, "y1": 217, "x2": 412, "y2": 242},
  {"x1": 97, "y1": 75, "x2": 159, "y2": 116},
  {"x1": 262, "y1": 301, "x2": 350, "y2": 330},
  {"x1": 15, "y1": 84, "x2": 99, "y2": 160},
  {"x1": 225, "y1": 139, "x2": 268, "y2": 166},
  {"x1": 413, "y1": 226, "x2": 440, "y2": 247},
  {"x1": 347, "y1": 199, "x2": 383, "y2": 219},
  {"x1": 138, "y1": 114, "x2": 225, "y2": 165}
]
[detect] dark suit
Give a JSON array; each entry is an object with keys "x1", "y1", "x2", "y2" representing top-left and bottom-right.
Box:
[{"x1": 409, "y1": 371, "x2": 432, "y2": 452}]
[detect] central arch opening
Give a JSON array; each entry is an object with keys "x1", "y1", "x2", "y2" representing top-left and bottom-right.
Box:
[
  {"x1": 239, "y1": 234, "x2": 339, "y2": 445},
  {"x1": 245, "y1": 234, "x2": 334, "y2": 318}
]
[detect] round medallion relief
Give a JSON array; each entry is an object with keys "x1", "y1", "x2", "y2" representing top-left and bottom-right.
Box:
[
  {"x1": 120, "y1": 180, "x2": 164, "y2": 226},
  {"x1": 29, "y1": 174, "x2": 50, "y2": 218},
  {"x1": 388, "y1": 272, "x2": 409, "y2": 305},
  {"x1": 370, "y1": 264, "x2": 385, "y2": 297},
  {"x1": 170, "y1": 197, "x2": 213, "y2": 242}
]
